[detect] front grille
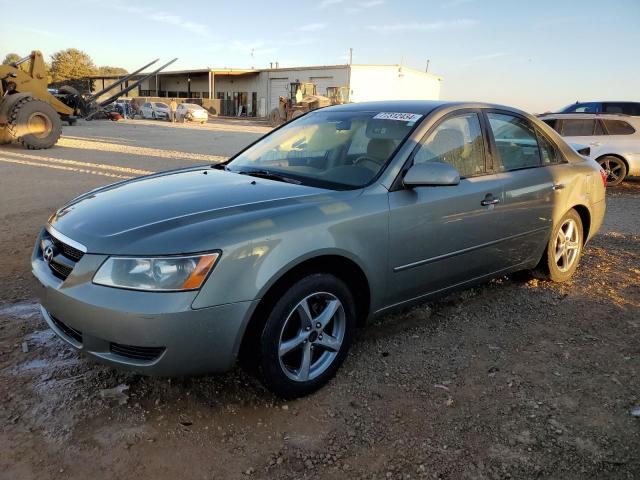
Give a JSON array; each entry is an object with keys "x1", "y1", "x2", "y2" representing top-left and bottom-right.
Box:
[
  {"x1": 48, "y1": 260, "x2": 73, "y2": 280},
  {"x1": 110, "y1": 342, "x2": 165, "y2": 362},
  {"x1": 42, "y1": 230, "x2": 85, "y2": 280},
  {"x1": 50, "y1": 315, "x2": 83, "y2": 344},
  {"x1": 51, "y1": 236, "x2": 84, "y2": 262}
]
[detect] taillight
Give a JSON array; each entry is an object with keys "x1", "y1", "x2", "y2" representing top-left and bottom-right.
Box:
[{"x1": 599, "y1": 169, "x2": 607, "y2": 188}]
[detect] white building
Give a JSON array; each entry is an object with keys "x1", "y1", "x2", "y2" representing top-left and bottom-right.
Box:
[{"x1": 91, "y1": 64, "x2": 442, "y2": 118}]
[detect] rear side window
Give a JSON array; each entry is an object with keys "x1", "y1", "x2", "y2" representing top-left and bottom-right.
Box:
[
  {"x1": 602, "y1": 119, "x2": 636, "y2": 135},
  {"x1": 487, "y1": 113, "x2": 541, "y2": 171},
  {"x1": 603, "y1": 103, "x2": 640, "y2": 115},
  {"x1": 537, "y1": 132, "x2": 562, "y2": 165},
  {"x1": 560, "y1": 119, "x2": 596, "y2": 136},
  {"x1": 413, "y1": 112, "x2": 486, "y2": 178}
]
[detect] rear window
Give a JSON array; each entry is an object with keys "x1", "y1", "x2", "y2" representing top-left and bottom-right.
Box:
[
  {"x1": 560, "y1": 119, "x2": 596, "y2": 136},
  {"x1": 602, "y1": 119, "x2": 636, "y2": 135}
]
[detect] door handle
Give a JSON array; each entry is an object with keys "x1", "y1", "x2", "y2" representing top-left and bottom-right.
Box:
[
  {"x1": 481, "y1": 194, "x2": 500, "y2": 206},
  {"x1": 552, "y1": 183, "x2": 565, "y2": 191}
]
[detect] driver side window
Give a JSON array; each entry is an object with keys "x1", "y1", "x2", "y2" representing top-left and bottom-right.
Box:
[{"x1": 413, "y1": 113, "x2": 486, "y2": 178}]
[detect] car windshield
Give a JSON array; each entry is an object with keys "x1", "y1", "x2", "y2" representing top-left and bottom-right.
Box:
[
  {"x1": 227, "y1": 110, "x2": 421, "y2": 189},
  {"x1": 154, "y1": 102, "x2": 168, "y2": 108}
]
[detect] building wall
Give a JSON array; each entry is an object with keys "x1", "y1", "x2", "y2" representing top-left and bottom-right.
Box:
[{"x1": 348, "y1": 65, "x2": 441, "y2": 103}]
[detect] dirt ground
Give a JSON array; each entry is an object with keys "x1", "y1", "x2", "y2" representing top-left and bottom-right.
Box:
[{"x1": 0, "y1": 119, "x2": 638, "y2": 479}]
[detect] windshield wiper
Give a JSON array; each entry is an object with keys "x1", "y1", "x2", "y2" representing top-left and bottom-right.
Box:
[{"x1": 235, "y1": 169, "x2": 302, "y2": 185}]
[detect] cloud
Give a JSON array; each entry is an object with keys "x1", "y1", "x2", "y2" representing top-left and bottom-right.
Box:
[
  {"x1": 346, "y1": 0, "x2": 385, "y2": 14},
  {"x1": 442, "y1": 0, "x2": 473, "y2": 7},
  {"x1": 108, "y1": 1, "x2": 209, "y2": 36},
  {"x1": 318, "y1": 0, "x2": 343, "y2": 8},
  {"x1": 368, "y1": 18, "x2": 477, "y2": 33},
  {"x1": 295, "y1": 23, "x2": 327, "y2": 32}
]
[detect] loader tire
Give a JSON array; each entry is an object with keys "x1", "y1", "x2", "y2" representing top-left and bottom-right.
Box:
[
  {"x1": 269, "y1": 108, "x2": 283, "y2": 128},
  {"x1": 0, "y1": 126, "x2": 12, "y2": 145},
  {"x1": 7, "y1": 97, "x2": 62, "y2": 150}
]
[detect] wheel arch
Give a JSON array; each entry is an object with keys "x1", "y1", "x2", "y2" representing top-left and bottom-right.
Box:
[
  {"x1": 238, "y1": 253, "x2": 372, "y2": 363},
  {"x1": 595, "y1": 153, "x2": 629, "y2": 172},
  {"x1": 570, "y1": 204, "x2": 591, "y2": 244}
]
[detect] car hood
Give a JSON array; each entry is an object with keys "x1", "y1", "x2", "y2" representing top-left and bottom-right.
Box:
[{"x1": 49, "y1": 167, "x2": 330, "y2": 254}]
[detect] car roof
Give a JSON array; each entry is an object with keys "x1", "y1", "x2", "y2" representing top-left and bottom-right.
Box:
[
  {"x1": 540, "y1": 112, "x2": 638, "y2": 121},
  {"x1": 323, "y1": 100, "x2": 528, "y2": 116}
]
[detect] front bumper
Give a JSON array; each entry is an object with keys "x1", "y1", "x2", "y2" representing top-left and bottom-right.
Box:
[
  {"x1": 625, "y1": 153, "x2": 640, "y2": 177},
  {"x1": 32, "y1": 233, "x2": 257, "y2": 376}
]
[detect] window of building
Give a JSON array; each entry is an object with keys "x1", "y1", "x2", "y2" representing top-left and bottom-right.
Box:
[
  {"x1": 413, "y1": 112, "x2": 486, "y2": 178},
  {"x1": 487, "y1": 113, "x2": 541, "y2": 170},
  {"x1": 602, "y1": 119, "x2": 636, "y2": 135}
]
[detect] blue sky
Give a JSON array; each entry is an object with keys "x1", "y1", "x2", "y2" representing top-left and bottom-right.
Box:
[{"x1": 1, "y1": 0, "x2": 639, "y2": 112}]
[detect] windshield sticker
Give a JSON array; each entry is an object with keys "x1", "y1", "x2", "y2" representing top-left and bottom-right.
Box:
[{"x1": 373, "y1": 112, "x2": 423, "y2": 122}]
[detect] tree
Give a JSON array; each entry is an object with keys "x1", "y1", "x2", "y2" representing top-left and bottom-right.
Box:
[
  {"x1": 97, "y1": 66, "x2": 128, "y2": 76},
  {"x1": 50, "y1": 48, "x2": 96, "y2": 82},
  {"x1": 2, "y1": 53, "x2": 29, "y2": 73}
]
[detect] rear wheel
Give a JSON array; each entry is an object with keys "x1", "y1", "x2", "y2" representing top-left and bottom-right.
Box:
[
  {"x1": 597, "y1": 156, "x2": 627, "y2": 186},
  {"x1": 537, "y1": 209, "x2": 583, "y2": 282},
  {"x1": 7, "y1": 98, "x2": 62, "y2": 149},
  {"x1": 255, "y1": 273, "x2": 356, "y2": 398},
  {"x1": 269, "y1": 108, "x2": 283, "y2": 127}
]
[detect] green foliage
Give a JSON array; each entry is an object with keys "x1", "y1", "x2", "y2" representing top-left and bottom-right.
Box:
[
  {"x1": 50, "y1": 48, "x2": 97, "y2": 82},
  {"x1": 2, "y1": 53, "x2": 29, "y2": 73},
  {"x1": 97, "y1": 66, "x2": 129, "y2": 75}
]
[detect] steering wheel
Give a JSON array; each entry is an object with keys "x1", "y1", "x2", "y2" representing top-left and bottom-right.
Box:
[{"x1": 353, "y1": 155, "x2": 384, "y2": 169}]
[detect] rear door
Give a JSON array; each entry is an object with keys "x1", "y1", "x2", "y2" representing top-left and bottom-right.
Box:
[
  {"x1": 484, "y1": 111, "x2": 555, "y2": 266},
  {"x1": 387, "y1": 110, "x2": 509, "y2": 304}
]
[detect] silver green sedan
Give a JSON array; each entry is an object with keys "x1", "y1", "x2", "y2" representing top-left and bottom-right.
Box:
[{"x1": 32, "y1": 101, "x2": 606, "y2": 398}]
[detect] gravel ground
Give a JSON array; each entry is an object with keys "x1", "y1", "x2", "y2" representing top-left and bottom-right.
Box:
[{"x1": 0, "y1": 120, "x2": 638, "y2": 479}]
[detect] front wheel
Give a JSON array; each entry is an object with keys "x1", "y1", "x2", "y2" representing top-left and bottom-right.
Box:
[
  {"x1": 256, "y1": 274, "x2": 356, "y2": 398},
  {"x1": 538, "y1": 209, "x2": 583, "y2": 282},
  {"x1": 597, "y1": 156, "x2": 627, "y2": 186}
]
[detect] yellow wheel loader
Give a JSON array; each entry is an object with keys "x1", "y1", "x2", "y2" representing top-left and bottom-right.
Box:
[
  {"x1": 0, "y1": 51, "x2": 69, "y2": 149},
  {"x1": 1, "y1": 51, "x2": 177, "y2": 149}
]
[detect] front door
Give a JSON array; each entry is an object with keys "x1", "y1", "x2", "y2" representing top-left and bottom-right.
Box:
[{"x1": 387, "y1": 111, "x2": 509, "y2": 306}]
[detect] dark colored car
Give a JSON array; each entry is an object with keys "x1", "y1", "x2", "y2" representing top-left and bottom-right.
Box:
[{"x1": 559, "y1": 101, "x2": 640, "y2": 116}]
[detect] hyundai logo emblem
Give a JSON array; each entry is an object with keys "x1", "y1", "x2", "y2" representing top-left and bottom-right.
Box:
[{"x1": 43, "y1": 244, "x2": 55, "y2": 264}]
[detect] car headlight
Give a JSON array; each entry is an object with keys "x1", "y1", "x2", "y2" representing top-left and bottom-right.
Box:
[{"x1": 93, "y1": 253, "x2": 220, "y2": 291}]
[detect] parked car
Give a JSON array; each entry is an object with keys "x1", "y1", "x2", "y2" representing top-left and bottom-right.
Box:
[
  {"x1": 140, "y1": 101, "x2": 170, "y2": 120},
  {"x1": 539, "y1": 113, "x2": 640, "y2": 185},
  {"x1": 176, "y1": 103, "x2": 208, "y2": 124},
  {"x1": 559, "y1": 101, "x2": 640, "y2": 116},
  {"x1": 32, "y1": 101, "x2": 606, "y2": 398}
]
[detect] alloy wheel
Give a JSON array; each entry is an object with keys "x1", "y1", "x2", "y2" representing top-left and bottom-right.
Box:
[
  {"x1": 599, "y1": 157, "x2": 624, "y2": 185},
  {"x1": 554, "y1": 218, "x2": 580, "y2": 272},
  {"x1": 278, "y1": 292, "x2": 346, "y2": 382}
]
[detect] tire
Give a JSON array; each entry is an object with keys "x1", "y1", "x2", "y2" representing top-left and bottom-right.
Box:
[
  {"x1": 269, "y1": 108, "x2": 283, "y2": 127},
  {"x1": 7, "y1": 98, "x2": 62, "y2": 149},
  {"x1": 152, "y1": 112, "x2": 156, "y2": 119},
  {"x1": 255, "y1": 273, "x2": 356, "y2": 398},
  {"x1": 597, "y1": 156, "x2": 627, "y2": 186},
  {"x1": 0, "y1": 126, "x2": 12, "y2": 145},
  {"x1": 537, "y1": 209, "x2": 584, "y2": 282}
]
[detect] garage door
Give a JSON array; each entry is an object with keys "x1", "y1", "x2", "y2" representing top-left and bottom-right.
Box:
[
  {"x1": 270, "y1": 78, "x2": 290, "y2": 112},
  {"x1": 310, "y1": 76, "x2": 335, "y2": 97}
]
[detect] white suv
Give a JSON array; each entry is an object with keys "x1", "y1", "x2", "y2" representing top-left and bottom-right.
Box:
[{"x1": 538, "y1": 113, "x2": 640, "y2": 185}]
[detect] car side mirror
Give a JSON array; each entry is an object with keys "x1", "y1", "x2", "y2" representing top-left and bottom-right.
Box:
[{"x1": 403, "y1": 162, "x2": 460, "y2": 187}]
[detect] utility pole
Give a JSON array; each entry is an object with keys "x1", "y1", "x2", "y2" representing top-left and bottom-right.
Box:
[
  {"x1": 425, "y1": 59, "x2": 430, "y2": 73},
  {"x1": 349, "y1": 48, "x2": 353, "y2": 65}
]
